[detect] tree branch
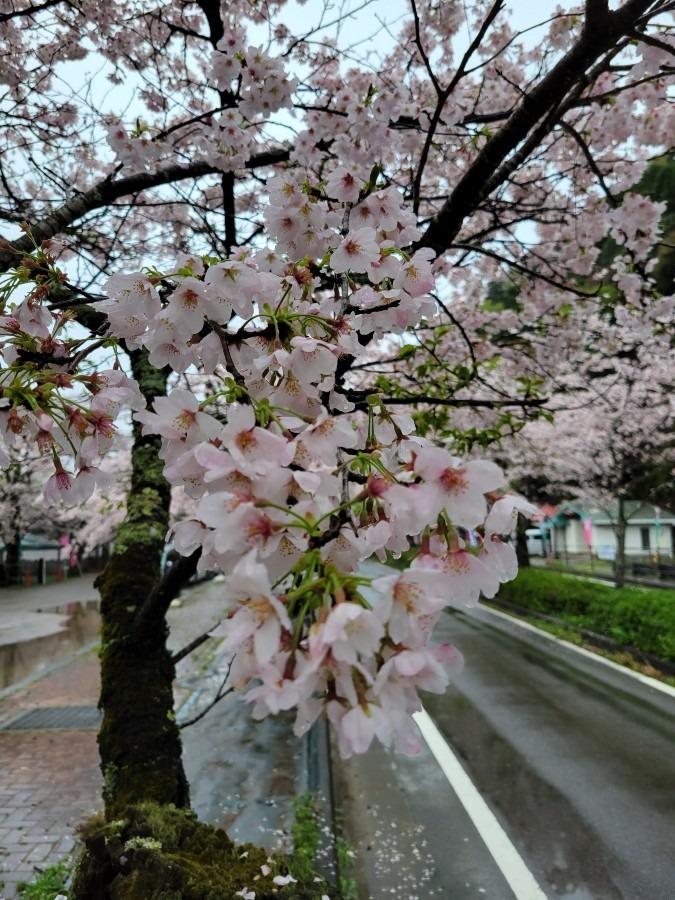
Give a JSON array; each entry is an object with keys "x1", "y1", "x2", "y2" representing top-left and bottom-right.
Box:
[
  {"x1": 0, "y1": 148, "x2": 289, "y2": 273},
  {"x1": 0, "y1": 0, "x2": 65, "y2": 23},
  {"x1": 453, "y1": 242, "x2": 601, "y2": 296},
  {"x1": 343, "y1": 390, "x2": 548, "y2": 410},
  {"x1": 171, "y1": 629, "x2": 214, "y2": 665},
  {"x1": 417, "y1": 0, "x2": 659, "y2": 256},
  {"x1": 179, "y1": 662, "x2": 234, "y2": 730},
  {"x1": 559, "y1": 121, "x2": 618, "y2": 207},
  {"x1": 222, "y1": 171, "x2": 237, "y2": 253},
  {"x1": 134, "y1": 549, "x2": 201, "y2": 638},
  {"x1": 412, "y1": 0, "x2": 505, "y2": 213},
  {"x1": 585, "y1": 0, "x2": 610, "y2": 29},
  {"x1": 630, "y1": 28, "x2": 675, "y2": 60}
]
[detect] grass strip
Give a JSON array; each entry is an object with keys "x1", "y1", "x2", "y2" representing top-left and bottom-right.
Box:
[{"x1": 495, "y1": 568, "x2": 675, "y2": 666}]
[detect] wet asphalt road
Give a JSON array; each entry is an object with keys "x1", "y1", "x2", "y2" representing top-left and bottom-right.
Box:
[{"x1": 335, "y1": 602, "x2": 675, "y2": 900}]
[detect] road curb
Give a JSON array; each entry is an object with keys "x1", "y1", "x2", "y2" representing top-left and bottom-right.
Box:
[
  {"x1": 305, "y1": 716, "x2": 339, "y2": 888},
  {"x1": 487, "y1": 596, "x2": 675, "y2": 678},
  {"x1": 473, "y1": 602, "x2": 675, "y2": 700}
]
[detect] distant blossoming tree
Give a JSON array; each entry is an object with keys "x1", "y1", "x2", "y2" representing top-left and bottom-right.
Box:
[{"x1": 503, "y1": 352, "x2": 675, "y2": 585}]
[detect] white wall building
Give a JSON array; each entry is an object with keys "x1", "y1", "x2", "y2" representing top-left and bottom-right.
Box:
[{"x1": 543, "y1": 502, "x2": 675, "y2": 560}]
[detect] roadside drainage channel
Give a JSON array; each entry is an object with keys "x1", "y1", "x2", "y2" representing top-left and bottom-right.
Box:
[{"x1": 0, "y1": 704, "x2": 101, "y2": 731}]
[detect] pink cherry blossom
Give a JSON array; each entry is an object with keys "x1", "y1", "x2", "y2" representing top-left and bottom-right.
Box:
[
  {"x1": 330, "y1": 227, "x2": 381, "y2": 274},
  {"x1": 43, "y1": 465, "x2": 75, "y2": 505},
  {"x1": 326, "y1": 167, "x2": 362, "y2": 203},
  {"x1": 414, "y1": 446, "x2": 506, "y2": 528},
  {"x1": 135, "y1": 390, "x2": 221, "y2": 446},
  {"x1": 339, "y1": 702, "x2": 388, "y2": 755},
  {"x1": 218, "y1": 404, "x2": 295, "y2": 476},
  {"x1": 312, "y1": 603, "x2": 385, "y2": 666}
]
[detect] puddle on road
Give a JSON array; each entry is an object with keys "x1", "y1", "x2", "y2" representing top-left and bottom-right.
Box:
[{"x1": 0, "y1": 601, "x2": 100, "y2": 690}]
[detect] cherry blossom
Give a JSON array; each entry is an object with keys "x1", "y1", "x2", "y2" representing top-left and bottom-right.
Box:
[
  {"x1": 414, "y1": 447, "x2": 507, "y2": 528},
  {"x1": 330, "y1": 227, "x2": 381, "y2": 274},
  {"x1": 1, "y1": 0, "x2": 671, "y2": 762},
  {"x1": 135, "y1": 389, "x2": 221, "y2": 446}
]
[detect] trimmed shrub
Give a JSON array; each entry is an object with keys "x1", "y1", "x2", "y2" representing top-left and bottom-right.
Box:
[{"x1": 496, "y1": 569, "x2": 675, "y2": 662}]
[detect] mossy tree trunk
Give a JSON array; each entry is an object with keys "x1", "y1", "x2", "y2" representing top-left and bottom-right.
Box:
[
  {"x1": 95, "y1": 349, "x2": 190, "y2": 819},
  {"x1": 2, "y1": 465, "x2": 25, "y2": 584}
]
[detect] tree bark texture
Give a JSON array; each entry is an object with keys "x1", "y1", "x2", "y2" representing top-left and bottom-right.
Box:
[{"x1": 95, "y1": 350, "x2": 190, "y2": 818}]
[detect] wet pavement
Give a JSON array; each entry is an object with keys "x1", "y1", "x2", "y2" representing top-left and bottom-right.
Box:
[
  {"x1": 0, "y1": 648, "x2": 101, "y2": 899},
  {"x1": 0, "y1": 575, "x2": 102, "y2": 694},
  {"x1": 6, "y1": 568, "x2": 673, "y2": 898},
  {"x1": 0, "y1": 575, "x2": 304, "y2": 899},
  {"x1": 334, "y1": 735, "x2": 519, "y2": 899},
  {"x1": 331, "y1": 564, "x2": 675, "y2": 900},
  {"x1": 426, "y1": 606, "x2": 675, "y2": 899}
]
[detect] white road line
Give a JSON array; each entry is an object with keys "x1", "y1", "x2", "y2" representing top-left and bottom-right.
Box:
[
  {"x1": 478, "y1": 604, "x2": 675, "y2": 700},
  {"x1": 414, "y1": 707, "x2": 549, "y2": 900}
]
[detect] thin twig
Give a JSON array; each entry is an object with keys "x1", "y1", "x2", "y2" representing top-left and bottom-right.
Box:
[
  {"x1": 171, "y1": 630, "x2": 214, "y2": 665},
  {"x1": 207, "y1": 318, "x2": 247, "y2": 387},
  {"x1": 179, "y1": 659, "x2": 234, "y2": 729}
]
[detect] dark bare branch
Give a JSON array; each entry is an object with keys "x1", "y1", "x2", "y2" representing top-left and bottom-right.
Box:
[
  {"x1": 0, "y1": 0, "x2": 65, "y2": 24},
  {"x1": 417, "y1": 0, "x2": 660, "y2": 256},
  {"x1": 559, "y1": 121, "x2": 618, "y2": 207},
  {"x1": 134, "y1": 549, "x2": 201, "y2": 638},
  {"x1": 0, "y1": 148, "x2": 289, "y2": 273},
  {"x1": 343, "y1": 391, "x2": 548, "y2": 410}
]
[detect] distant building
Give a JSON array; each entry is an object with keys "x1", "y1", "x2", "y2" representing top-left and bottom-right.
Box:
[
  {"x1": 542, "y1": 501, "x2": 675, "y2": 559},
  {"x1": 0, "y1": 532, "x2": 64, "y2": 584},
  {"x1": 0, "y1": 532, "x2": 63, "y2": 563}
]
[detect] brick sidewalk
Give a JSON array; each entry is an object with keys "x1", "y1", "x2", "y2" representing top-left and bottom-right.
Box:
[
  {"x1": 0, "y1": 577, "x2": 223, "y2": 899},
  {"x1": 0, "y1": 653, "x2": 102, "y2": 899},
  {"x1": 0, "y1": 576, "x2": 304, "y2": 898}
]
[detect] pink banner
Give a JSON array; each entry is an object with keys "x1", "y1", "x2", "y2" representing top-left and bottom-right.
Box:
[{"x1": 583, "y1": 517, "x2": 593, "y2": 547}]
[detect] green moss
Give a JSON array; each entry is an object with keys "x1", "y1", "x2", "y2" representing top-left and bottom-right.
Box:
[
  {"x1": 124, "y1": 837, "x2": 163, "y2": 851},
  {"x1": 103, "y1": 764, "x2": 119, "y2": 806},
  {"x1": 71, "y1": 803, "x2": 338, "y2": 900},
  {"x1": 292, "y1": 792, "x2": 320, "y2": 881},
  {"x1": 93, "y1": 347, "x2": 189, "y2": 819},
  {"x1": 96, "y1": 540, "x2": 188, "y2": 815},
  {"x1": 335, "y1": 836, "x2": 357, "y2": 900}
]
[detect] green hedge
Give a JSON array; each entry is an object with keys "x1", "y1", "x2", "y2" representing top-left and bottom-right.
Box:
[{"x1": 495, "y1": 568, "x2": 675, "y2": 663}]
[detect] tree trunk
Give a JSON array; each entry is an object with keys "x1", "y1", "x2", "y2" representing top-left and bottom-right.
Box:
[
  {"x1": 4, "y1": 535, "x2": 20, "y2": 585},
  {"x1": 95, "y1": 350, "x2": 189, "y2": 819},
  {"x1": 3, "y1": 499, "x2": 23, "y2": 585},
  {"x1": 515, "y1": 512, "x2": 530, "y2": 568},
  {"x1": 614, "y1": 497, "x2": 627, "y2": 588}
]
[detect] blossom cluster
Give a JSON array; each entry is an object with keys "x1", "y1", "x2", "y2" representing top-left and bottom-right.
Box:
[
  {"x1": 0, "y1": 249, "x2": 143, "y2": 504},
  {"x1": 96, "y1": 12, "x2": 674, "y2": 345},
  {"x1": 0, "y1": 166, "x2": 535, "y2": 755},
  {"x1": 106, "y1": 38, "x2": 298, "y2": 175},
  {"x1": 0, "y1": 100, "x2": 534, "y2": 758},
  {"x1": 210, "y1": 35, "x2": 297, "y2": 120},
  {"x1": 136, "y1": 388, "x2": 531, "y2": 756},
  {"x1": 95, "y1": 172, "x2": 532, "y2": 755}
]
